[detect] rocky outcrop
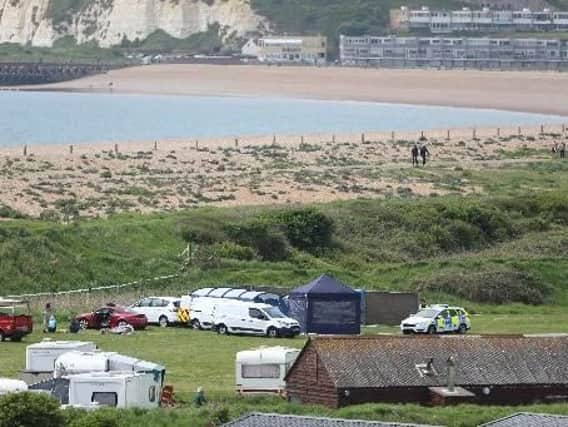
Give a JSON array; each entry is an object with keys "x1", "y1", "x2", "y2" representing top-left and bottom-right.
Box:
[{"x1": 0, "y1": 0, "x2": 266, "y2": 47}]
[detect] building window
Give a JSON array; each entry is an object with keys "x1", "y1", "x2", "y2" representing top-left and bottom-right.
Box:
[
  {"x1": 241, "y1": 364, "x2": 281, "y2": 379},
  {"x1": 91, "y1": 392, "x2": 118, "y2": 407}
]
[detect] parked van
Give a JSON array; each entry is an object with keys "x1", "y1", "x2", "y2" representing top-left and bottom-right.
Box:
[
  {"x1": 182, "y1": 296, "x2": 225, "y2": 330},
  {"x1": 214, "y1": 301, "x2": 300, "y2": 338}
]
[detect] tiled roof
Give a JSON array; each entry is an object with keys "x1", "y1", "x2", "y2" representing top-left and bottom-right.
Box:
[
  {"x1": 222, "y1": 413, "x2": 441, "y2": 427},
  {"x1": 480, "y1": 412, "x2": 568, "y2": 426},
  {"x1": 306, "y1": 335, "x2": 568, "y2": 388}
]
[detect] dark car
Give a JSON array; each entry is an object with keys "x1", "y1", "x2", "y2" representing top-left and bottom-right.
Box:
[{"x1": 75, "y1": 305, "x2": 148, "y2": 330}]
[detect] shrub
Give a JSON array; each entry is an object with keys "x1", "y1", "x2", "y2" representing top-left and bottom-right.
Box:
[
  {"x1": 212, "y1": 241, "x2": 256, "y2": 261},
  {"x1": 225, "y1": 220, "x2": 289, "y2": 261},
  {"x1": 271, "y1": 208, "x2": 334, "y2": 252},
  {"x1": 66, "y1": 408, "x2": 119, "y2": 427},
  {"x1": 416, "y1": 268, "x2": 553, "y2": 305},
  {"x1": 0, "y1": 392, "x2": 64, "y2": 427}
]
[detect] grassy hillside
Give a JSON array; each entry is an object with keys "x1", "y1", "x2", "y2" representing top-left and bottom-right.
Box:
[{"x1": 2, "y1": 189, "x2": 567, "y2": 315}]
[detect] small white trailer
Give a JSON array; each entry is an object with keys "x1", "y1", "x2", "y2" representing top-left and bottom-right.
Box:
[
  {"x1": 67, "y1": 371, "x2": 160, "y2": 409},
  {"x1": 21, "y1": 340, "x2": 97, "y2": 384},
  {"x1": 235, "y1": 346, "x2": 300, "y2": 395},
  {"x1": 0, "y1": 378, "x2": 28, "y2": 395},
  {"x1": 54, "y1": 351, "x2": 114, "y2": 378}
]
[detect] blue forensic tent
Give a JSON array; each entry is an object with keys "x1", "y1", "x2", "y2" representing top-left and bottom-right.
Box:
[{"x1": 286, "y1": 274, "x2": 361, "y2": 335}]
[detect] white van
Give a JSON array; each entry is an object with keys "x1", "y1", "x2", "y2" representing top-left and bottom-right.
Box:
[
  {"x1": 183, "y1": 296, "x2": 224, "y2": 330},
  {"x1": 214, "y1": 301, "x2": 300, "y2": 338}
]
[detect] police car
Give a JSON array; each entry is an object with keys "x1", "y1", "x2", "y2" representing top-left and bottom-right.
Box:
[{"x1": 400, "y1": 304, "x2": 471, "y2": 335}]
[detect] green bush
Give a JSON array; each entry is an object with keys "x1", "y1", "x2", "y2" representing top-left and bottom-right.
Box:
[
  {"x1": 225, "y1": 220, "x2": 289, "y2": 261},
  {"x1": 66, "y1": 408, "x2": 119, "y2": 427},
  {"x1": 0, "y1": 392, "x2": 64, "y2": 427},
  {"x1": 212, "y1": 241, "x2": 256, "y2": 261},
  {"x1": 416, "y1": 268, "x2": 553, "y2": 305},
  {"x1": 271, "y1": 208, "x2": 334, "y2": 252}
]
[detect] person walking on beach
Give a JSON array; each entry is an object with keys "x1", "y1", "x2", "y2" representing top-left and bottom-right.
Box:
[
  {"x1": 411, "y1": 144, "x2": 419, "y2": 167},
  {"x1": 560, "y1": 142, "x2": 566, "y2": 159},
  {"x1": 420, "y1": 144, "x2": 430, "y2": 166}
]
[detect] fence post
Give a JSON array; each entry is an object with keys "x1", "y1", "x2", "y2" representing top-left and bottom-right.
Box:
[
  {"x1": 114, "y1": 144, "x2": 119, "y2": 154},
  {"x1": 272, "y1": 135, "x2": 277, "y2": 145},
  {"x1": 69, "y1": 145, "x2": 73, "y2": 155},
  {"x1": 472, "y1": 128, "x2": 476, "y2": 139},
  {"x1": 23, "y1": 145, "x2": 27, "y2": 156},
  {"x1": 391, "y1": 131, "x2": 395, "y2": 142},
  {"x1": 154, "y1": 140, "x2": 158, "y2": 150},
  {"x1": 540, "y1": 124, "x2": 544, "y2": 134},
  {"x1": 195, "y1": 140, "x2": 199, "y2": 150},
  {"x1": 447, "y1": 129, "x2": 450, "y2": 141},
  {"x1": 361, "y1": 133, "x2": 365, "y2": 143}
]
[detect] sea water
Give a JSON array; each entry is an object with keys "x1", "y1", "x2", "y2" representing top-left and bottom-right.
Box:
[{"x1": 0, "y1": 90, "x2": 565, "y2": 146}]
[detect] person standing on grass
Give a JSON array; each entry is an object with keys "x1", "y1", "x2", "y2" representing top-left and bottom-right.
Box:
[
  {"x1": 561, "y1": 142, "x2": 566, "y2": 159},
  {"x1": 42, "y1": 303, "x2": 54, "y2": 333},
  {"x1": 411, "y1": 144, "x2": 419, "y2": 167},
  {"x1": 420, "y1": 144, "x2": 430, "y2": 166}
]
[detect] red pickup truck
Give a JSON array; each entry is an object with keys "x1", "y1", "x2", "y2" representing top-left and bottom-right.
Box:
[{"x1": 0, "y1": 299, "x2": 33, "y2": 342}]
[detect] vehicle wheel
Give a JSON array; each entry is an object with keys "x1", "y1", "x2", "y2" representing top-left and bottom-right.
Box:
[
  {"x1": 118, "y1": 320, "x2": 129, "y2": 328},
  {"x1": 267, "y1": 327, "x2": 279, "y2": 338},
  {"x1": 217, "y1": 324, "x2": 229, "y2": 335},
  {"x1": 0, "y1": 330, "x2": 4, "y2": 342},
  {"x1": 191, "y1": 319, "x2": 201, "y2": 330},
  {"x1": 79, "y1": 319, "x2": 89, "y2": 330},
  {"x1": 427, "y1": 326, "x2": 437, "y2": 335},
  {"x1": 458, "y1": 324, "x2": 467, "y2": 334},
  {"x1": 158, "y1": 316, "x2": 169, "y2": 328}
]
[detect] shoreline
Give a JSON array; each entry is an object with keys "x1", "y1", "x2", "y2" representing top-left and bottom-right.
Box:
[
  {"x1": 1, "y1": 124, "x2": 565, "y2": 157},
  {"x1": 10, "y1": 64, "x2": 568, "y2": 116}
]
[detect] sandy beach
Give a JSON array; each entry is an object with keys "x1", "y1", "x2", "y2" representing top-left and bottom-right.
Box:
[
  {"x1": 0, "y1": 125, "x2": 564, "y2": 218},
  {"x1": 27, "y1": 64, "x2": 568, "y2": 116}
]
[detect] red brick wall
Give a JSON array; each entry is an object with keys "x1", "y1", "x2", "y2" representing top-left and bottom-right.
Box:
[{"x1": 286, "y1": 344, "x2": 339, "y2": 408}]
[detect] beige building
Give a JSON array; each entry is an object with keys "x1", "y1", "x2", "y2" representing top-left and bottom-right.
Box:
[{"x1": 242, "y1": 36, "x2": 327, "y2": 64}]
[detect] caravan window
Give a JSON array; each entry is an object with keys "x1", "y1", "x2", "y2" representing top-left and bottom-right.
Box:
[
  {"x1": 241, "y1": 364, "x2": 281, "y2": 378},
  {"x1": 91, "y1": 392, "x2": 118, "y2": 407}
]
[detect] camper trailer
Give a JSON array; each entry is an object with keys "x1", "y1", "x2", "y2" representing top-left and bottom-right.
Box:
[
  {"x1": 54, "y1": 351, "x2": 113, "y2": 378},
  {"x1": 21, "y1": 340, "x2": 97, "y2": 384},
  {"x1": 54, "y1": 351, "x2": 166, "y2": 386},
  {"x1": 67, "y1": 371, "x2": 160, "y2": 409},
  {"x1": 235, "y1": 346, "x2": 300, "y2": 394},
  {"x1": 0, "y1": 378, "x2": 28, "y2": 395}
]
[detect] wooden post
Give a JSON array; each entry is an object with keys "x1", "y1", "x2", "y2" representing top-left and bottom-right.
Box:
[
  {"x1": 114, "y1": 144, "x2": 119, "y2": 154},
  {"x1": 69, "y1": 145, "x2": 73, "y2": 154},
  {"x1": 361, "y1": 133, "x2": 365, "y2": 143},
  {"x1": 154, "y1": 140, "x2": 158, "y2": 150},
  {"x1": 23, "y1": 145, "x2": 27, "y2": 156},
  {"x1": 447, "y1": 129, "x2": 450, "y2": 141}
]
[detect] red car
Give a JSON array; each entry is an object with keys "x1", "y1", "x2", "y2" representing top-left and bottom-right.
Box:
[
  {"x1": 0, "y1": 299, "x2": 33, "y2": 342},
  {"x1": 76, "y1": 305, "x2": 148, "y2": 330}
]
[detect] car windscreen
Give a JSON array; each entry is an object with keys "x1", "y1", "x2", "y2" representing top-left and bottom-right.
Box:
[
  {"x1": 263, "y1": 306, "x2": 286, "y2": 319},
  {"x1": 415, "y1": 309, "x2": 438, "y2": 318}
]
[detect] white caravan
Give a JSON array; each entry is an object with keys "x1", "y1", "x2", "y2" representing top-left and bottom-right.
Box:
[
  {"x1": 66, "y1": 371, "x2": 160, "y2": 409},
  {"x1": 0, "y1": 379, "x2": 28, "y2": 395},
  {"x1": 235, "y1": 347, "x2": 300, "y2": 394},
  {"x1": 214, "y1": 301, "x2": 300, "y2": 338},
  {"x1": 26, "y1": 340, "x2": 98, "y2": 372}
]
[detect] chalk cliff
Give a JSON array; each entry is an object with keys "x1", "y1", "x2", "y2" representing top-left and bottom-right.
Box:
[{"x1": 0, "y1": 0, "x2": 265, "y2": 47}]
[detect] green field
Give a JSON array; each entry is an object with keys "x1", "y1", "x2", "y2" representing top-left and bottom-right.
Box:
[{"x1": 2, "y1": 322, "x2": 568, "y2": 427}]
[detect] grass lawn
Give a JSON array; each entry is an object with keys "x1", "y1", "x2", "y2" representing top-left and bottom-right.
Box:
[{"x1": 2, "y1": 314, "x2": 568, "y2": 426}]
